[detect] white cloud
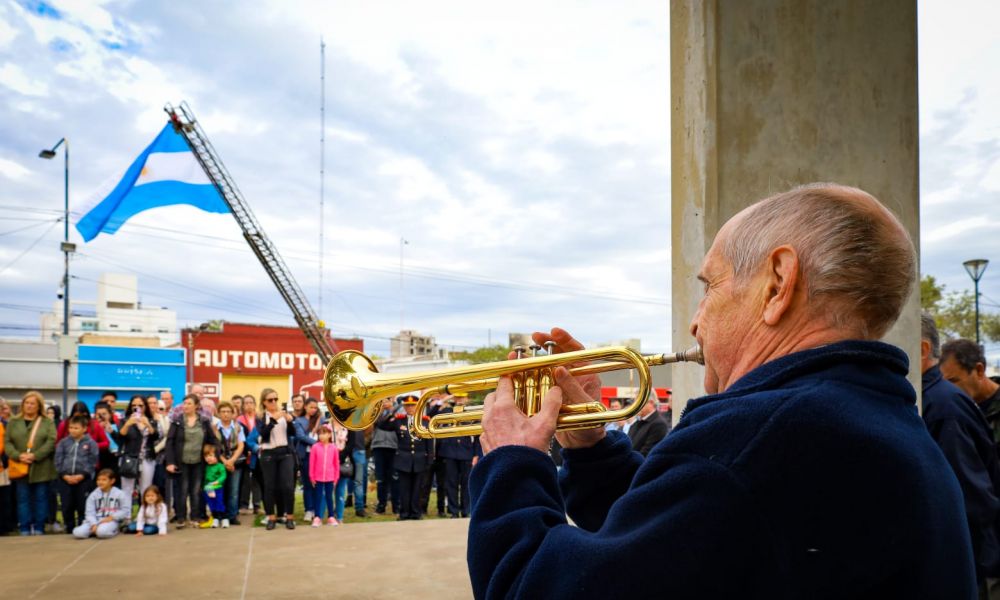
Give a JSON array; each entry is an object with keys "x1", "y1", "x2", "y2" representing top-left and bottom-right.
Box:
[
  {"x1": 0, "y1": 63, "x2": 49, "y2": 96},
  {"x1": 0, "y1": 157, "x2": 31, "y2": 181},
  {"x1": 0, "y1": 0, "x2": 997, "y2": 360}
]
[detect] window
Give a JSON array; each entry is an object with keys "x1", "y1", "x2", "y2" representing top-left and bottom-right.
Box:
[
  {"x1": 157, "y1": 327, "x2": 169, "y2": 334},
  {"x1": 80, "y1": 321, "x2": 98, "y2": 332},
  {"x1": 130, "y1": 326, "x2": 142, "y2": 333}
]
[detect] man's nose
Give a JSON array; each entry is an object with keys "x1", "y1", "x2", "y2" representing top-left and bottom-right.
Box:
[{"x1": 689, "y1": 308, "x2": 701, "y2": 339}]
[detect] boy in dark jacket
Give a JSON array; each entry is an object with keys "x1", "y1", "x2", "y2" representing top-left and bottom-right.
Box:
[{"x1": 55, "y1": 416, "x2": 99, "y2": 530}]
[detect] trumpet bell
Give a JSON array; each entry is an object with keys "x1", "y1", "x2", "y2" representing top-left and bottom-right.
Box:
[{"x1": 324, "y1": 349, "x2": 383, "y2": 430}]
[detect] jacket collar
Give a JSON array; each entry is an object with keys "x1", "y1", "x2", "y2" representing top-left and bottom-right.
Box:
[
  {"x1": 922, "y1": 364, "x2": 943, "y2": 391},
  {"x1": 684, "y1": 340, "x2": 910, "y2": 416}
]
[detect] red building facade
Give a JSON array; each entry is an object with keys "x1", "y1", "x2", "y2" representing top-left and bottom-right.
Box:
[{"x1": 181, "y1": 322, "x2": 363, "y2": 405}]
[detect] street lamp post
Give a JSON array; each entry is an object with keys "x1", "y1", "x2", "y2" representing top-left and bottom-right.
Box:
[
  {"x1": 963, "y1": 258, "x2": 989, "y2": 347},
  {"x1": 39, "y1": 138, "x2": 74, "y2": 412}
]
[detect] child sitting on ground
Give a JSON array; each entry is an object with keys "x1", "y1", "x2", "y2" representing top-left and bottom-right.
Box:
[
  {"x1": 309, "y1": 424, "x2": 340, "y2": 527},
  {"x1": 55, "y1": 415, "x2": 99, "y2": 531},
  {"x1": 128, "y1": 485, "x2": 168, "y2": 536},
  {"x1": 201, "y1": 445, "x2": 227, "y2": 528},
  {"x1": 73, "y1": 468, "x2": 128, "y2": 539}
]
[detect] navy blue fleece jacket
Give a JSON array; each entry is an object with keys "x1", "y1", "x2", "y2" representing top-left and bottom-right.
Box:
[{"x1": 468, "y1": 341, "x2": 976, "y2": 599}]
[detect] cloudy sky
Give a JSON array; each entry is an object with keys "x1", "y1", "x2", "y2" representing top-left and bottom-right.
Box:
[{"x1": 0, "y1": 0, "x2": 998, "y2": 359}]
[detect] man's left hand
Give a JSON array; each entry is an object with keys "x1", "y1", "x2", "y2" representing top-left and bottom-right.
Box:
[{"x1": 479, "y1": 376, "x2": 562, "y2": 455}]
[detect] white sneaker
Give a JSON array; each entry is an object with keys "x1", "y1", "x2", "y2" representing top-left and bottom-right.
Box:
[
  {"x1": 211, "y1": 518, "x2": 220, "y2": 528},
  {"x1": 304, "y1": 510, "x2": 314, "y2": 522},
  {"x1": 221, "y1": 519, "x2": 230, "y2": 529}
]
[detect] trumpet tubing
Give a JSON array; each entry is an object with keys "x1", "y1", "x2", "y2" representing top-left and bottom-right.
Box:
[{"x1": 323, "y1": 344, "x2": 703, "y2": 439}]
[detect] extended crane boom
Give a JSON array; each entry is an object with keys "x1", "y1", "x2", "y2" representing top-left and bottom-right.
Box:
[{"x1": 164, "y1": 101, "x2": 336, "y2": 364}]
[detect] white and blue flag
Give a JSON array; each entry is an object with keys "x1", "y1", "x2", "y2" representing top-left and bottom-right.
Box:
[{"x1": 75, "y1": 123, "x2": 229, "y2": 242}]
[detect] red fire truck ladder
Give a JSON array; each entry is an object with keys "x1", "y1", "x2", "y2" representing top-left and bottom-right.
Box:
[{"x1": 164, "y1": 101, "x2": 337, "y2": 364}]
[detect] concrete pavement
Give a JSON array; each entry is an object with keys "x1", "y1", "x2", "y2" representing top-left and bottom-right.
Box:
[{"x1": 1, "y1": 518, "x2": 473, "y2": 599}]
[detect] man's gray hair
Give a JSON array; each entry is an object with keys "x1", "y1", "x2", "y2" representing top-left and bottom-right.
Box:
[
  {"x1": 722, "y1": 183, "x2": 915, "y2": 339},
  {"x1": 920, "y1": 312, "x2": 941, "y2": 360}
]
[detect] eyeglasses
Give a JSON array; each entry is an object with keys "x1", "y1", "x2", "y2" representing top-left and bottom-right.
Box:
[{"x1": 264, "y1": 397, "x2": 278, "y2": 402}]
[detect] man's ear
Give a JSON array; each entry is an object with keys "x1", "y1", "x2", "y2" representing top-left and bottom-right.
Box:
[
  {"x1": 920, "y1": 339, "x2": 931, "y2": 363},
  {"x1": 761, "y1": 245, "x2": 800, "y2": 326},
  {"x1": 976, "y1": 362, "x2": 987, "y2": 378}
]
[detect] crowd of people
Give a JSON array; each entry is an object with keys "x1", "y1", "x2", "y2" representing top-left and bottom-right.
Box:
[{"x1": 0, "y1": 383, "x2": 483, "y2": 538}]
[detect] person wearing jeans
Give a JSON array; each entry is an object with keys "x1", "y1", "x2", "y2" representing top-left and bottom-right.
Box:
[
  {"x1": 4, "y1": 391, "x2": 56, "y2": 535},
  {"x1": 333, "y1": 424, "x2": 350, "y2": 523},
  {"x1": 165, "y1": 394, "x2": 217, "y2": 528},
  {"x1": 371, "y1": 399, "x2": 399, "y2": 514},
  {"x1": 347, "y1": 430, "x2": 368, "y2": 517},
  {"x1": 217, "y1": 399, "x2": 245, "y2": 526}
]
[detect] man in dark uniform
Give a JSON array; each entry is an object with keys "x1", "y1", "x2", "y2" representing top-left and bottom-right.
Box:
[
  {"x1": 383, "y1": 394, "x2": 432, "y2": 520},
  {"x1": 435, "y1": 392, "x2": 481, "y2": 518},
  {"x1": 419, "y1": 393, "x2": 450, "y2": 516}
]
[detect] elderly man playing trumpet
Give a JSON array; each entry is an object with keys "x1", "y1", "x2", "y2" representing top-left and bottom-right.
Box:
[{"x1": 469, "y1": 183, "x2": 976, "y2": 599}]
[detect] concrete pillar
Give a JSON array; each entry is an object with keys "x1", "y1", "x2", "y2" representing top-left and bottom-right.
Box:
[{"x1": 670, "y1": 0, "x2": 920, "y2": 419}]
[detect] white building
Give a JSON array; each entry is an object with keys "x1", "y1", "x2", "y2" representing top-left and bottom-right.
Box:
[
  {"x1": 40, "y1": 273, "x2": 178, "y2": 346},
  {"x1": 390, "y1": 329, "x2": 445, "y2": 359}
]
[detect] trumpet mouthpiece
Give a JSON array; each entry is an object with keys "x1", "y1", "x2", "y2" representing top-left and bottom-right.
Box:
[{"x1": 679, "y1": 346, "x2": 704, "y2": 365}]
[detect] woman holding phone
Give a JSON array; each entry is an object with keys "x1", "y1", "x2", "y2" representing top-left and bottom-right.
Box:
[
  {"x1": 115, "y1": 395, "x2": 160, "y2": 519},
  {"x1": 256, "y1": 388, "x2": 297, "y2": 530}
]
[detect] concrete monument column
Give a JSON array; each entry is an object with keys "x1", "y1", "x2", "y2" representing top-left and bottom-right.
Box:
[{"x1": 670, "y1": 0, "x2": 920, "y2": 419}]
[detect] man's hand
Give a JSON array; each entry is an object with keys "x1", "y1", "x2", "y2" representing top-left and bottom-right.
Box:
[
  {"x1": 532, "y1": 328, "x2": 606, "y2": 450},
  {"x1": 208, "y1": 490, "x2": 216, "y2": 498},
  {"x1": 166, "y1": 464, "x2": 178, "y2": 474},
  {"x1": 100, "y1": 516, "x2": 114, "y2": 525},
  {"x1": 20, "y1": 452, "x2": 34, "y2": 464},
  {"x1": 480, "y1": 377, "x2": 562, "y2": 455}
]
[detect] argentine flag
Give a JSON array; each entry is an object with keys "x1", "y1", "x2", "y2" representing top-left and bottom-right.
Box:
[{"x1": 75, "y1": 122, "x2": 230, "y2": 242}]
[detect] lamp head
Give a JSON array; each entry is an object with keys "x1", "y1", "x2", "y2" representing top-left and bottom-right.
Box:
[
  {"x1": 964, "y1": 259, "x2": 989, "y2": 283},
  {"x1": 38, "y1": 149, "x2": 57, "y2": 159}
]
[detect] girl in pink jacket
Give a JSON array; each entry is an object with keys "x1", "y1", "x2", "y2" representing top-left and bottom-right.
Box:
[{"x1": 309, "y1": 424, "x2": 340, "y2": 527}]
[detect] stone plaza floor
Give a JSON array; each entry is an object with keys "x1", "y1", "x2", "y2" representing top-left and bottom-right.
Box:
[{"x1": 1, "y1": 517, "x2": 472, "y2": 599}]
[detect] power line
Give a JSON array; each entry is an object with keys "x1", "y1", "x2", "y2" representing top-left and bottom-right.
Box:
[{"x1": 0, "y1": 220, "x2": 60, "y2": 276}]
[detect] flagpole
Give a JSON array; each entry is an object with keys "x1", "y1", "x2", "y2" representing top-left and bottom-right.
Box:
[{"x1": 400, "y1": 237, "x2": 408, "y2": 331}]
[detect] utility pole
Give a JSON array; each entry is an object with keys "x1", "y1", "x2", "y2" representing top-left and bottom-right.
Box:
[{"x1": 319, "y1": 36, "x2": 326, "y2": 324}]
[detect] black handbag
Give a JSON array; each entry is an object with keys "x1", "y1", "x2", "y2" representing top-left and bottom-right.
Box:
[
  {"x1": 340, "y1": 454, "x2": 354, "y2": 479},
  {"x1": 119, "y1": 454, "x2": 140, "y2": 479}
]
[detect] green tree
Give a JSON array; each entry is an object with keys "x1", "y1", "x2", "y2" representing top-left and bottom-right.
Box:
[
  {"x1": 450, "y1": 345, "x2": 510, "y2": 364},
  {"x1": 921, "y1": 275, "x2": 1000, "y2": 342}
]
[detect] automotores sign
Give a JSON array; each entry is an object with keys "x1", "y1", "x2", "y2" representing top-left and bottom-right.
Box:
[
  {"x1": 182, "y1": 322, "x2": 363, "y2": 403},
  {"x1": 193, "y1": 349, "x2": 324, "y2": 371}
]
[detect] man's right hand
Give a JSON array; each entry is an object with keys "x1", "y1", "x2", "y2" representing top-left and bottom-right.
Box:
[{"x1": 166, "y1": 464, "x2": 177, "y2": 474}]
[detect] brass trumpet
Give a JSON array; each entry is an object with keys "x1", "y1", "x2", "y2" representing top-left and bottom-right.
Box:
[{"x1": 322, "y1": 344, "x2": 703, "y2": 439}]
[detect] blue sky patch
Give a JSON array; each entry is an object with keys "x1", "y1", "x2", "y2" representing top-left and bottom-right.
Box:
[
  {"x1": 49, "y1": 37, "x2": 72, "y2": 53},
  {"x1": 21, "y1": 0, "x2": 61, "y2": 19}
]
